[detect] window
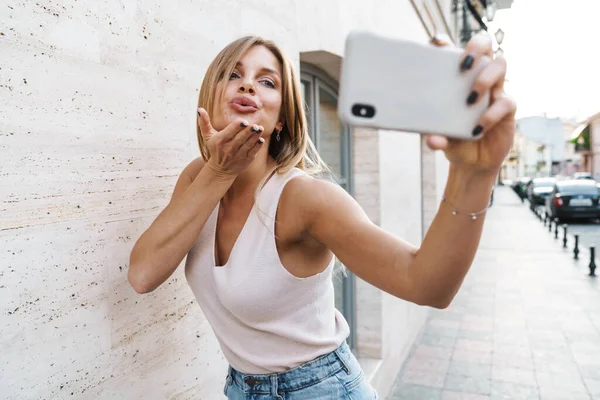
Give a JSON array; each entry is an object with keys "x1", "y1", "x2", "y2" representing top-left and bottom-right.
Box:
[{"x1": 300, "y1": 63, "x2": 356, "y2": 348}]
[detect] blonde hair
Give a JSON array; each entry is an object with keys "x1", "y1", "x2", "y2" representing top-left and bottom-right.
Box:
[{"x1": 196, "y1": 36, "x2": 328, "y2": 178}]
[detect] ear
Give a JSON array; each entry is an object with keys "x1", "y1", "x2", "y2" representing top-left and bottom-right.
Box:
[{"x1": 276, "y1": 122, "x2": 284, "y2": 132}]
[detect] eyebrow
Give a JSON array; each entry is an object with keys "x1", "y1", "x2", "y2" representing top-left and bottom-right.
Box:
[{"x1": 235, "y1": 61, "x2": 281, "y2": 79}]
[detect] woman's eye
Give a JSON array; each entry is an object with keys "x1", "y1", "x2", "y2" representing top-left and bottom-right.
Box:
[
  {"x1": 229, "y1": 72, "x2": 240, "y2": 80},
  {"x1": 261, "y1": 79, "x2": 275, "y2": 88}
]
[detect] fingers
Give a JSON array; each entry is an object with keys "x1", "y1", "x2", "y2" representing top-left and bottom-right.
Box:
[
  {"x1": 196, "y1": 107, "x2": 266, "y2": 162},
  {"x1": 426, "y1": 135, "x2": 449, "y2": 151},
  {"x1": 232, "y1": 123, "x2": 263, "y2": 151},
  {"x1": 219, "y1": 118, "x2": 252, "y2": 142},
  {"x1": 459, "y1": 33, "x2": 493, "y2": 71},
  {"x1": 474, "y1": 93, "x2": 517, "y2": 136},
  {"x1": 233, "y1": 123, "x2": 265, "y2": 159},
  {"x1": 467, "y1": 57, "x2": 507, "y2": 105},
  {"x1": 247, "y1": 137, "x2": 266, "y2": 158},
  {"x1": 197, "y1": 108, "x2": 214, "y2": 136}
]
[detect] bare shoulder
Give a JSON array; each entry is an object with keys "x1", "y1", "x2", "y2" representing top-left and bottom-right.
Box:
[
  {"x1": 282, "y1": 174, "x2": 351, "y2": 207},
  {"x1": 278, "y1": 174, "x2": 360, "y2": 236}
]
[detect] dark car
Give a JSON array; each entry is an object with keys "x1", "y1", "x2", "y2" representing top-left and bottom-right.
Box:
[
  {"x1": 527, "y1": 177, "x2": 557, "y2": 208},
  {"x1": 545, "y1": 180, "x2": 600, "y2": 222},
  {"x1": 511, "y1": 177, "x2": 532, "y2": 202}
]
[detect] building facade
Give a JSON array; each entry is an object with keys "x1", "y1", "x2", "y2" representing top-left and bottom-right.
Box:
[
  {"x1": 504, "y1": 116, "x2": 567, "y2": 180},
  {"x1": 567, "y1": 112, "x2": 600, "y2": 179},
  {"x1": 592, "y1": 116, "x2": 600, "y2": 178},
  {"x1": 503, "y1": 117, "x2": 588, "y2": 181},
  {"x1": 584, "y1": 113, "x2": 600, "y2": 179},
  {"x1": 560, "y1": 120, "x2": 583, "y2": 177},
  {"x1": 2, "y1": 1, "x2": 463, "y2": 399}
]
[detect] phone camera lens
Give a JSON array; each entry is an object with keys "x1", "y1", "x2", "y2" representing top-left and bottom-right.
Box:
[{"x1": 351, "y1": 104, "x2": 375, "y2": 119}]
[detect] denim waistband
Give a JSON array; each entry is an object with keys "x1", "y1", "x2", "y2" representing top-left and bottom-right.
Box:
[{"x1": 227, "y1": 341, "x2": 353, "y2": 395}]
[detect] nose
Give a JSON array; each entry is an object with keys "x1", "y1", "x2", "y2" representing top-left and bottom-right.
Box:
[{"x1": 238, "y1": 80, "x2": 255, "y2": 95}]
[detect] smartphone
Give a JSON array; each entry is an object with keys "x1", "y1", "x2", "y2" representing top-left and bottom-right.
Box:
[{"x1": 338, "y1": 31, "x2": 491, "y2": 140}]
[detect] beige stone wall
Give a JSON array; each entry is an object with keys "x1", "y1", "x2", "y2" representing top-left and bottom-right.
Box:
[
  {"x1": 1, "y1": 0, "x2": 455, "y2": 398},
  {"x1": 353, "y1": 129, "x2": 382, "y2": 225},
  {"x1": 317, "y1": 89, "x2": 343, "y2": 180}
]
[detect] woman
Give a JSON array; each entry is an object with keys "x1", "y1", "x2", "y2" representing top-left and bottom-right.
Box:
[{"x1": 128, "y1": 34, "x2": 515, "y2": 399}]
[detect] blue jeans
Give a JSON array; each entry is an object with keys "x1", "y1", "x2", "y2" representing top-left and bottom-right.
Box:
[{"x1": 223, "y1": 341, "x2": 378, "y2": 399}]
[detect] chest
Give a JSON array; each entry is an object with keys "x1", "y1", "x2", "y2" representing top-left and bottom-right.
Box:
[
  {"x1": 214, "y1": 201, "x2": 254, "y2": 267},
  {"x1": 213, "y1": 200, "x2": 329, "y2": 281}
]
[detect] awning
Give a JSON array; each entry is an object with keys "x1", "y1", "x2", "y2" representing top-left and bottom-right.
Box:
[
  {"x1": 570, "y1": 123, "x2": 589, "y2": 141},
  {"x1": 570, "y1": 123, "x2": 591, "y2": 151}
]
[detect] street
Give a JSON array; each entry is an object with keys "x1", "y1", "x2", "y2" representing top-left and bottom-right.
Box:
[{"x1": 389, "y1": 185, "x2": 600, "y2": 400}]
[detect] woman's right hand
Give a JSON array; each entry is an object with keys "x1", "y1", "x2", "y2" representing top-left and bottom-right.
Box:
[{"x1": 197, "y1": 108, "x2": 265, "y2": 177}]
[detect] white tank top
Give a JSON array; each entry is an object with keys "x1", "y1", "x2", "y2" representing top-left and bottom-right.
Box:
[{"x1": 184, "y1": 167, "x2": 350, "y2": 374}]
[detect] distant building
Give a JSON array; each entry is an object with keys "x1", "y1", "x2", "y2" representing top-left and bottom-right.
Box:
[
  {"x1": 570, "y1": 112, "x2": 600, "y2": 179},
  {"x1": 561, "y1": 119, "x2": 583, "y2": 177},
  {"x1": 502, "y1": 116, "x2": 584, "y2": 180},
  {"x1": 504, "y1": 116, "x2": 564, "y2": 179}
]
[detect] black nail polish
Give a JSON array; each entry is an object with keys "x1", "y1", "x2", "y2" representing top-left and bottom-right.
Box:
[
  {"x1": 256, "y1": 129, "x2": 263, "y2": 134},
  {"x1": 472, "y1": 125, "x2": 484, "y2": 137},
  {"x1": 461, "y1": 55, "x2": 474, "y2": 70},
  {"x1": 240, "y1": 121, "x2": 248, "y2": 127},
  {"x1": 467, "y1": 91, "x2": 478, "y2": 105},
  {"x1": 250, "y1": 127, "x2": 256, "y2": 132}
]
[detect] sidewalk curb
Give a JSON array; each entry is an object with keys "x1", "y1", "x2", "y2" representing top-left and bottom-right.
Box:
[{"x1": 528, "y1": 203, "x2": 598, "y2": 277}]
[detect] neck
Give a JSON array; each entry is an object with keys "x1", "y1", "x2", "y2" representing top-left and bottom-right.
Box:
[{"x1": 224, "y1": 150, "x2": 277, "y2": 202}]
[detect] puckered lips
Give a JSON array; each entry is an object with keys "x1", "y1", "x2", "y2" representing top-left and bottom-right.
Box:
[{"x1": 230, "y1": 96, "x2": 259, "y2": 113}]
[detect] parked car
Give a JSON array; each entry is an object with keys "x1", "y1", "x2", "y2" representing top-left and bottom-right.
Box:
[
  {"x1": 573, "y1": 172, "x2": 594, "y2": 180},
  {"x1": 545, "y1": 180, "x2": 600, "y2": 222},
  {"x1": 527, "y1": 177, "x2": 557, "y2": 208}
]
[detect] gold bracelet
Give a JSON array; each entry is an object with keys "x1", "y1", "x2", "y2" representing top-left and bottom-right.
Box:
[{"x1": 442, "y1": 195, "x2": 490, "y2": 220}]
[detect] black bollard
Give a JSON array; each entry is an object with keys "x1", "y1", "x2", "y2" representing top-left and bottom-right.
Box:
[
  {"x1": 563, "y1": 225, "x2": 568, "y2": 248},
  {"x1": 574, "y1": 235, "x2": 580, "y2": 260},
  {"x1": 554, "y1": 219, "x2": 559, "y2": 238},
  {"x1": 590, "y1": 247, "x2": 596, "y2": 276},
  {"x1": 548, "y1": 218, "x2": 552, "y2": 232},
  {"x1": 544, "y1": 213, "x2": 547, "y2": 226}
]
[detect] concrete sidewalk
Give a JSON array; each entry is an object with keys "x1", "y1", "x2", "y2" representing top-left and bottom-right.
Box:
[{"x1": 389, "y1": 186, "x2": 600, "y2": 400}]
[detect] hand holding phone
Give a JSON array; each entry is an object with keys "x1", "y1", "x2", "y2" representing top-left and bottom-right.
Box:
[{"x1": 338, "y1": 31, "x2": 491, "y2": 140}]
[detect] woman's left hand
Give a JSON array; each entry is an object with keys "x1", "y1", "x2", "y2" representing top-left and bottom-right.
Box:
[{"x1": 427, "y1": 33, "x2": 517, "y2": 175}]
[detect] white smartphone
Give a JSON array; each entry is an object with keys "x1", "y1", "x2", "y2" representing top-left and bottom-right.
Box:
[{"x1": 338, "y1": 31, "x2": 491, "y2": 140}]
